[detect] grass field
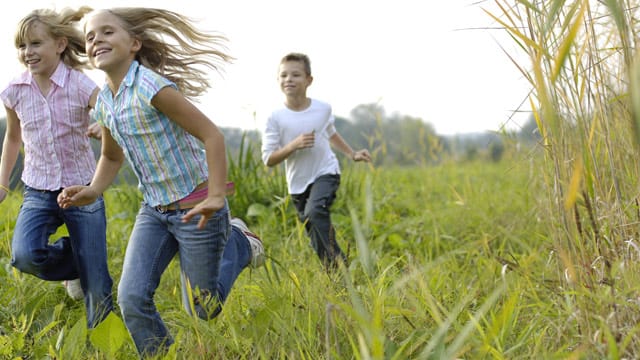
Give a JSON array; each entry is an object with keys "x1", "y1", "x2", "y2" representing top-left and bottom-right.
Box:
[
  {"x1": 3, "y1": 1, "x2": 640, "y2": 358},
  {"x1": 1, "y1": 146, "x2": 640, "y2": 359},
  {"x1": 0, "y1": 149, "x2": 590, "y2": 359}
]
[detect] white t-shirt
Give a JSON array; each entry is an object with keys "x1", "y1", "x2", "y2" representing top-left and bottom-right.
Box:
[{"x1": 261, "y1": 99, "x2": 341, "y2": 194}]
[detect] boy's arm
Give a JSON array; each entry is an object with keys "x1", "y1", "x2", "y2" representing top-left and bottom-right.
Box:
[
  {"x1": 329, "y1": 132, "x2": 371, "y2": 162},
  {"x1": 264, "y1": 133, "x2": 312, "y2": 167},
  {"x1": 262, "y1": 117, "x2": 314, "y2": 167}
]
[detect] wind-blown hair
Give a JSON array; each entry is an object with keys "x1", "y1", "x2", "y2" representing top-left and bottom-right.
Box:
[
  {"x1": 15, "y1": 7, "x2": 93, "y2": 70},
  {"x1": 88, "y1": 8, "x2": 233, "y2": 98}
]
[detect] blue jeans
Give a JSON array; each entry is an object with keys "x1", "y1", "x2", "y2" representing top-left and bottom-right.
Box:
[
  {"x1": 11, "y1": 186, "x2": 114, "y2": 328},
  {"x1": 291, "y1": 174, "x2": 346, "y2": 269},
  {"x1": 118, "y1": 202, "x2": 251, "y2": 357}
]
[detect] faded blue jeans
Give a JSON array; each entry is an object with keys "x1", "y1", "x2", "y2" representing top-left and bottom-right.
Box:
[
  {"x1": 11, "y1": 186, "x2": 114, "y2": 328},
  {"x1": 118, "y1": 201, "x2": 251, "y2": 357}
]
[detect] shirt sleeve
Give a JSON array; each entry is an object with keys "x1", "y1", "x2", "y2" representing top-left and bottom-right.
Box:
[
  {"x1": 261, "y1": 114, "x2": 280, "y2": 165},
  {"x1": 324, "y1": 112, "x2": 336, "y2": 138},
  {"x1": 75, "y1": 71, "x2": 98, "y2": 107},
  {"x1": 137, "y1": 67, "x2": 177, "y2": 107},
  {"x1": 92, "y1": 93, "x2": 106, "y2": 126},
  {"x1": 0, "y1": 85, "x2": 16, "y2": 109}
]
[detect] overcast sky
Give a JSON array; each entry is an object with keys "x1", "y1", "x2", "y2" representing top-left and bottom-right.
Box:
[{"x1": 0, "y1": 0, "x2": 533, "y2": 135}]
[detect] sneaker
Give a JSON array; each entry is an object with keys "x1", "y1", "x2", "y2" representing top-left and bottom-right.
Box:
[
  {"x1": 63, "y1": 279, "x2": 84, "y2": 300},
  {"x1": 231, "y1": 218, "x2": 265, "y2": 268}
]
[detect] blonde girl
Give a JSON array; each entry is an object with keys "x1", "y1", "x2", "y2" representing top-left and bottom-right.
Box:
[
  {"x1": 58, "y1": 8, "x2": 265, "y2": 357},
  {"x1": 0, "y1": 7, "x2": 113, "y2": 328}
]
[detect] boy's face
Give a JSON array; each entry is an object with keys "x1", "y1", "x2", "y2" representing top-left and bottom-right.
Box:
[{"x1": 278, "y1": 60, "x2": 312, "y2": 97}]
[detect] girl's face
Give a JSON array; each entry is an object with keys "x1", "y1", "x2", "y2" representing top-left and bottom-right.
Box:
[
  {"x1": 84, "y1": 10, "x2": 140, "y2": 74},
  {"x1": 18, "y1": 22, "x2": 65, "y2": 79},
  {"x1": 278, "y1": 60, "x2": 312, "y2": 97}
]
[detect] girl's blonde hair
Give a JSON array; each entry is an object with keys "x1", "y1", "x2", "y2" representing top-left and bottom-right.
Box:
[
  {"x1": 15, "y1": 7, "x2": 93, "y2": 70},
  {"x1": 90, "y1": 8, "x2": 233, "y2": 98}
]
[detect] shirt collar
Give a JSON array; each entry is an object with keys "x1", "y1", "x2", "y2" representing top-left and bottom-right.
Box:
[
  {"x1": 49, "y1": 61, "x2": 69, "y2": 88},
  {"x1": 123, "y1": 60, "x2": 139, "y2": 88},
  {"x1": 112, "y1": 60, "x2": 139, "y2": 96},
  {"x1": 100, "y1": 60, "x2": 140, "y2": 99},
  {"x1": 14, "y1": 61, "x2": 70, "y2": 88}
]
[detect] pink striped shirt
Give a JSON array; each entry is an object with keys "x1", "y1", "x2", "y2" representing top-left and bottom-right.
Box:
[{"x1": 0, "y1": 62, "x2": 98, "y2": 190}]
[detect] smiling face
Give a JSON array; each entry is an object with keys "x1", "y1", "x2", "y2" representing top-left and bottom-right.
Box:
[
  {"x1": 17, "y1": 21, "x2": 65, "y2": 79},
  {"x1": 84, "y1": 10, "x2": 140, "y2": 77},
  {"x1": 278, "y1": 60, "x2": 313, "y2": 98}
]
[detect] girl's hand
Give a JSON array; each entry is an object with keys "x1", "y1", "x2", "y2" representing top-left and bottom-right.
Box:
[
  {"x1": 57, "y1": 186, "x2": 99, "y2": 208},
  {"x1": 86, "y1": 123, "x2": 102, "y2": 139},
  {"x1": 182, "y1": 195, "x2": 226, "y2": 229}
]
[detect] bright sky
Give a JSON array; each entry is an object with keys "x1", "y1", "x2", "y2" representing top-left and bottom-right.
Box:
[{"x1": 0, "y1": 1, "x2": 533, "y2": 135}]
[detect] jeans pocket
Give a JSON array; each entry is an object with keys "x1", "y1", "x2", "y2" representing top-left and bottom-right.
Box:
[{"x1": 75, "y1": 196, "x2": 105, "y2": 213}]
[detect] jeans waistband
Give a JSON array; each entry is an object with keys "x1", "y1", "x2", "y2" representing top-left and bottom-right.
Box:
[{"x1": 25, "y1": 186, "x2": 62, "y2": 193}]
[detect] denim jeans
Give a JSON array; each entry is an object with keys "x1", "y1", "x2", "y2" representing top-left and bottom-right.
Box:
[
  {"x1": 118, "y1": 202, "x2": 251, "y2": 357},
  {"x1": 292, "y1": 174, "x2": 346, "y2": 269},
  {"x1": 11, "y1": 186, "x2": 114, "y2": 328}
]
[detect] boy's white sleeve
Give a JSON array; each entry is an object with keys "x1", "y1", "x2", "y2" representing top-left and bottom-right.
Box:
[{"x1": 261, "y1": 117, "x2": 279, "y2": 165}]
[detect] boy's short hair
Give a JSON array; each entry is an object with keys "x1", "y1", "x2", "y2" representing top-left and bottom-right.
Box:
[{"x1": 281, "y1": 52, "x2": 311, "y2": 76}]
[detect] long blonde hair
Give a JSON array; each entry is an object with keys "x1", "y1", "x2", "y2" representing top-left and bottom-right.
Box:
[
  {"x1": 15, "y1": 7, "x2": 93, "y2": 70},
  {"x1": 90, "y1": 8, "x2": 233, "y2": 98}
]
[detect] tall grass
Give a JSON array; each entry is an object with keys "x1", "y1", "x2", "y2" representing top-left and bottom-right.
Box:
[
  {"x1": 5, "y1": 1, "x2": 640, "y2": 357},
  {"x1": 1, "y1": 142, "x2": 567, "y2": 358},
  {"x1": 490, "y1": 0, "x2": 640, "y2": 357}
]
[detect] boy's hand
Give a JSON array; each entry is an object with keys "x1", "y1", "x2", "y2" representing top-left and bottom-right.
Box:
[
  {"x1": 353, "y1": 149, "x2": 372, "y2": 162},
  {"x1": 293, "y1": 131, "x2": 315, "y2": 151}
]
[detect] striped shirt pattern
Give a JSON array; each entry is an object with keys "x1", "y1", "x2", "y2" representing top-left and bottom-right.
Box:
[
  {"x1": 93, "y1": 61, "x2": 207, "y2": 207},
  {"x1": 0, "y1": 62, "x2": 97, "y2": 190}
]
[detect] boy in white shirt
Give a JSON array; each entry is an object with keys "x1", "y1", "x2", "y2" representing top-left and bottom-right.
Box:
[{"x1": 261, "y1": 52, "x2": 371, "y2": 270}]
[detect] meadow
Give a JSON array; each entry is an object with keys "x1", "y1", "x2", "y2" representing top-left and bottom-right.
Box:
[
  {"x1": 3, "y1": 0, "x2": 640, "y2": 359},
  {"x1": 0, "y1": 145, "x2": 608, "y2": 359}
]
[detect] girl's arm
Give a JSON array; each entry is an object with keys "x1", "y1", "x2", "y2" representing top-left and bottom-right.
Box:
[
  {"x1": 58, "y1": 127, "x2": 124, "y2": 208},
  {"x1": 0, "y1": 107, "x2": 22, "y2": 201},
  {"x1": 86, "y1": 88, "x2": 102, "y2": 139},
  {"x1": 151, "y1": 86, "x2": 227, "y2": 228},
  {"x1": 91, "y1": 127, "x2": 125, "y2": 191}
]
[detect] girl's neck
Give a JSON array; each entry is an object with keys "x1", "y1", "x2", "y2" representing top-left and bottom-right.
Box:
[
  {"x1": 32, "y1": 60, "x2": 61, "y2": 96},
  {"x1": 285, "y1": 96, "x2": 311, "y2": 111},
  {"x1": 104, "y1": 60, "x2": 134, "y2": 96}
]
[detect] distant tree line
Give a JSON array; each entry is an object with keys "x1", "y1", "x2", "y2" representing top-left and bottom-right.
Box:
[
  {"x1": 222, "y1": 103, "x2": 542, "y2": 166},
  {"x1": 0, "y1": 107, "x2": 541, "y2": 189}
]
